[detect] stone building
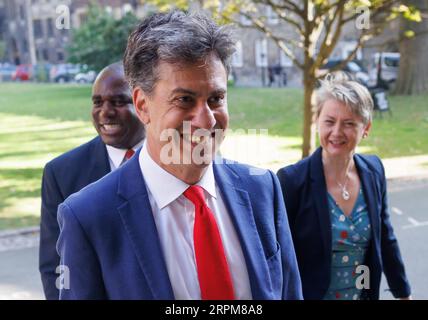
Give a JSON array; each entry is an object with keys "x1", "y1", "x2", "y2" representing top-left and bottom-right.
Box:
[
  {"x1": 0, "y1": 1, "x2": 398, "y2": 86},
  {"x1": 0, "y1": 0, "x2": 140, "y2": 65}
]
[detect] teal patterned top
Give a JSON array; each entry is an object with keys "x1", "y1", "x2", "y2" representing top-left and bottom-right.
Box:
[{"x1": 324, "y1": 188, "x2": 372, "y2": 300}]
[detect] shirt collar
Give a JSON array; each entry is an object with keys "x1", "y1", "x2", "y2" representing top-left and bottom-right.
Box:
[
  {"x1": 139, "y1": 141, "x2": 217, "y2": 209},
  {"x1": 106, "y1": 139, "x2": 144, "y2": 169}
]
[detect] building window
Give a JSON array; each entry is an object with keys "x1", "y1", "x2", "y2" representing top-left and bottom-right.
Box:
[
  {"x1": 240, "y1": 14, "x2": 252, "y2": 26},
  {"x1": 23, "y1": 39, "x2": 28, "y2": 52},
  {"x1": 79, "y1": 13, "x2": 88, "y2": 26},
  {"x1": 57, "y1": 51, "x2": 64, "y2": 61},
  {"x1": 231, "y1": 41, "x2": 243, "y2": 68},
  {"x1": 42, "y1": 48, "x2": 49, "y2": 61},
  {"x1": 280, "y1": 50, "x2": 293, "y2": 67},
  {"x1": 19, "y1": 5, "x2": 25, "y2": 21},
  {"x1": 255, "y1": 39, "x2": 268, "y2": 67},
  {"x1": 266, "y1": 6, "x2": 279, "y2": 25},
  {"x1": 47, "y1": 18, "x2": 54, "y2": 37},
  {"x1": 123, "y1": 4, "x2": 132, "y2": 14},
  {"x1": 33, "y1": 20, "x2": 43, "y2": 38}
]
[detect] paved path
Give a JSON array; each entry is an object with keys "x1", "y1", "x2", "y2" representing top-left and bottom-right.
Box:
[
  {"x1": 0, "y1": 247, "x2": 44, "y2": 299},
  {"x1": 1, "y1": 178, "x2": 427, "y2": 300},
  {"x1": 380, "y1": 178, "x2": 428, "y2": 300}
]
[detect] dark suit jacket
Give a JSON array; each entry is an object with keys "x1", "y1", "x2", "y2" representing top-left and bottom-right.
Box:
[
  {"x1": 56, "y1": 150, "x2": 303, "y2": 299},
  {"x1": 277, "y1": 147, "x2": 411, "y2": 300},
  {"x1": 39, "y1": 136, "x2": 110, "y2": 299}
]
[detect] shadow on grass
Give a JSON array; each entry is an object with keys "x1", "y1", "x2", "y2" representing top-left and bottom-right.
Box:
[
  {"x1": 0, "y1": 215, "x2": 40, "y2": 230},
  {"x1": 0, "y1": 168, "x2": 42, "y2": 213},
  {"x1": 0, "y1": 124, "x2": 92, "y2": 138},
  {"x1": 0, "y1": 168, "x2": 42, "y2": 230},
  {"x1": 0, "y1": 84, "x2": 92, "y2": 122},
  {"x1": 0, "y1": 186, "x2": 40, "y2": 200},
  {"x1": 0, "y1": 168, "x2": 42, "y2": 181},
  {"x1": 0, "y1": 150, "x2": 62, "y2": 160}
]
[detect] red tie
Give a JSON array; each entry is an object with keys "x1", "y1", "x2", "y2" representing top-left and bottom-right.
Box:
[
  {"x1": 183, "y1": 185, "x2": 235, "y2": 300},
  {"x1": 124, "y1": 149, "x2": 135, "y2": 160}
]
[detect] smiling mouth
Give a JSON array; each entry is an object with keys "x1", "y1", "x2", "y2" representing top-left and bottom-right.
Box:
[
  {"x1": 100, "y1": 123, "x2": 123, "y2": 134},
  {"x1": 329, "y1": 140, "x2": 346, "y2": 146}
]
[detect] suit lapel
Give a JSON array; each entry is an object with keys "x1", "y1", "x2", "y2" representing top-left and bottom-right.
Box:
[
  {"x1": 116, "y1": 150, "x2": 174, "y2": 299},
  {"x1": 213, "y1": 162, "x2": 274, "y2": 299},
  {"x1": 89, "y1": 136, "x2": 111, "y2": 180},
  {"x1": 310, "y1": 148, "x2": 332, "y2": 259},
  {"x1": 354, "y1": 155, "x2": 380, "y2": 250}
]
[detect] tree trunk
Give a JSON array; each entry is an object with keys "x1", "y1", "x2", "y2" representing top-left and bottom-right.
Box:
[
  {"x1": 301, "y1": 69, "x2": 317, "y2": 158},
  {"x1": 394, "y1": 0, "x2": 428, "y2": 95}
]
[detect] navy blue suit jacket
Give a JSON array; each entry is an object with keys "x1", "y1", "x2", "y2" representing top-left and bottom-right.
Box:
[
  {"x1": 57, "y1": 150, "x2": 303, "y2": 300},
  {"x1": 39, "y1": 136, "x2": 110, "y2": 299},
  {"x1": 277, "y1": 147, "x2": 411, "y2": 300}
]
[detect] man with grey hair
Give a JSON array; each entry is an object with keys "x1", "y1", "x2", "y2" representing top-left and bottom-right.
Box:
[{"x1": 57, "y1": 10, "x2": 302, "y2": 300}]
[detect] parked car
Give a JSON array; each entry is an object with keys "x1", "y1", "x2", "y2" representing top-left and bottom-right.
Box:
[
  {"x1": 368, "y1": 52, "x2": 400, "y2": 87},
  {"x1": 12, "y1": 64, "x2": 33, "y2": 81},
  {"x1": 50, "y1": 64, "x2": 82, "y2": 83},
  {"x1": 74, "y1": 70, "x2": 97, "y2": 83},
  {"x1": 0, "y1": 63, "x2": 17, "y2": 81},
  {"x1": 317, "y1": 59, "x2": 370, "y2": 85},
  {"x1": 33, "y1": 63, "x2": 53, "y2": 82}
]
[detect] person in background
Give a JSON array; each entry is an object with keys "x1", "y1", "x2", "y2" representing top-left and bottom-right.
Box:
[
  {"x1": 277, "y1": 72, "x2": 411, "y2": 300},
  {"x1": 39, "y1": 62, "x2": 146, "y2": 299}
]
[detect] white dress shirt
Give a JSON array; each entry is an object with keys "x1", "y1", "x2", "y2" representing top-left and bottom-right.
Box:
[
  {"x1": 139, "y1": 142, "x2": 252, "y2": 300},
  {"x1": 106, "y1": 140, "x2": 144, "y2": 171}
]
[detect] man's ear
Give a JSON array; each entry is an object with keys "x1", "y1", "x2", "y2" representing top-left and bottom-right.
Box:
[{"x1": 133, "y1": 87, "x2": 150, "y2": 125}]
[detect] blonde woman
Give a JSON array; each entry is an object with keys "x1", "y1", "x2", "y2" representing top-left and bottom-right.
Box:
[{"x1": 277, "y1": 73, "x2": 411, "y2": 300}]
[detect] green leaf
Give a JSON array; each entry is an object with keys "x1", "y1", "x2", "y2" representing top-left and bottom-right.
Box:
[{"x1": 404, "y1": 30, "x2": 415, "y2": 38}]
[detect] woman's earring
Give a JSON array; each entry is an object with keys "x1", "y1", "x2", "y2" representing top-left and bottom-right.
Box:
[{"x1": 363, "y1": 132, "x2": 368, "y2": 139}]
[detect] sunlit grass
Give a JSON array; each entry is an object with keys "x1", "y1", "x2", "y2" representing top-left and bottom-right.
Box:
[
  {"x1": 0, "y1": 83, "x2": 427, "y2": 230},
  {"x1": 0, "y1": 115, "x2": 96, "y2": 229}
]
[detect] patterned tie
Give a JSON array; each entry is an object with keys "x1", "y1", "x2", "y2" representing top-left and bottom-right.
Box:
[{"x1": 183, "y1": 185, "x2": 235, "y2": 300}]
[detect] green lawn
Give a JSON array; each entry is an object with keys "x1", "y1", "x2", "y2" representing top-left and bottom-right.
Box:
[{"x1": 0, "y1": 83, "x2": 427, "y2": 230}]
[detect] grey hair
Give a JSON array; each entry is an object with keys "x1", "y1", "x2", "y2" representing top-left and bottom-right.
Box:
[
  {"x1": 315, "y1": 71, "x2": 374, "y2": 124},
  {"x1": 123, "y1": 10, "x2": 236, "y2": 94}
]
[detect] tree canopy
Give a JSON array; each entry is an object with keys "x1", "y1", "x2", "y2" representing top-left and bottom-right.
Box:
[
  {"x1": 67, "y1": 4, "x2": 139, "y2": 72},
  {"x1": 147, "y1": 0, "x2": 421, "y2": 157}
]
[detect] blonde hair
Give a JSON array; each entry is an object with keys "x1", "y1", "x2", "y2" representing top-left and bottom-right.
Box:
[{"x1": 315, "y1": 71, "x2": 374, "y2": 124}]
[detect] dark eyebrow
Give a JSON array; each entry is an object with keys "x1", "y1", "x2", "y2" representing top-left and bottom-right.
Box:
[
  {"x1": 168, "y1": 87, "x2": 227, "y2": 100},
  {"x1": 168, "y1": 88, "x2": 197, "y2": 100},
  {"x1": 324, "y1": 116, "x2": 356, "y2": 122},
  {"x1": 210, "y1": 89, "x2": 226, "y2": 96},
  {"x1": 110, "y1": 94, "x2": 132, "y2": 101}
]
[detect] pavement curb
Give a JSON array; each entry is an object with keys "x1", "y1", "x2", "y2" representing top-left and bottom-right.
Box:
[
  {"x1": 0, "y1": 226, "x2": 40, "y2": 238},
  {"x1": 0, "y1": 176, "x2": 427, "y2": 238}
]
